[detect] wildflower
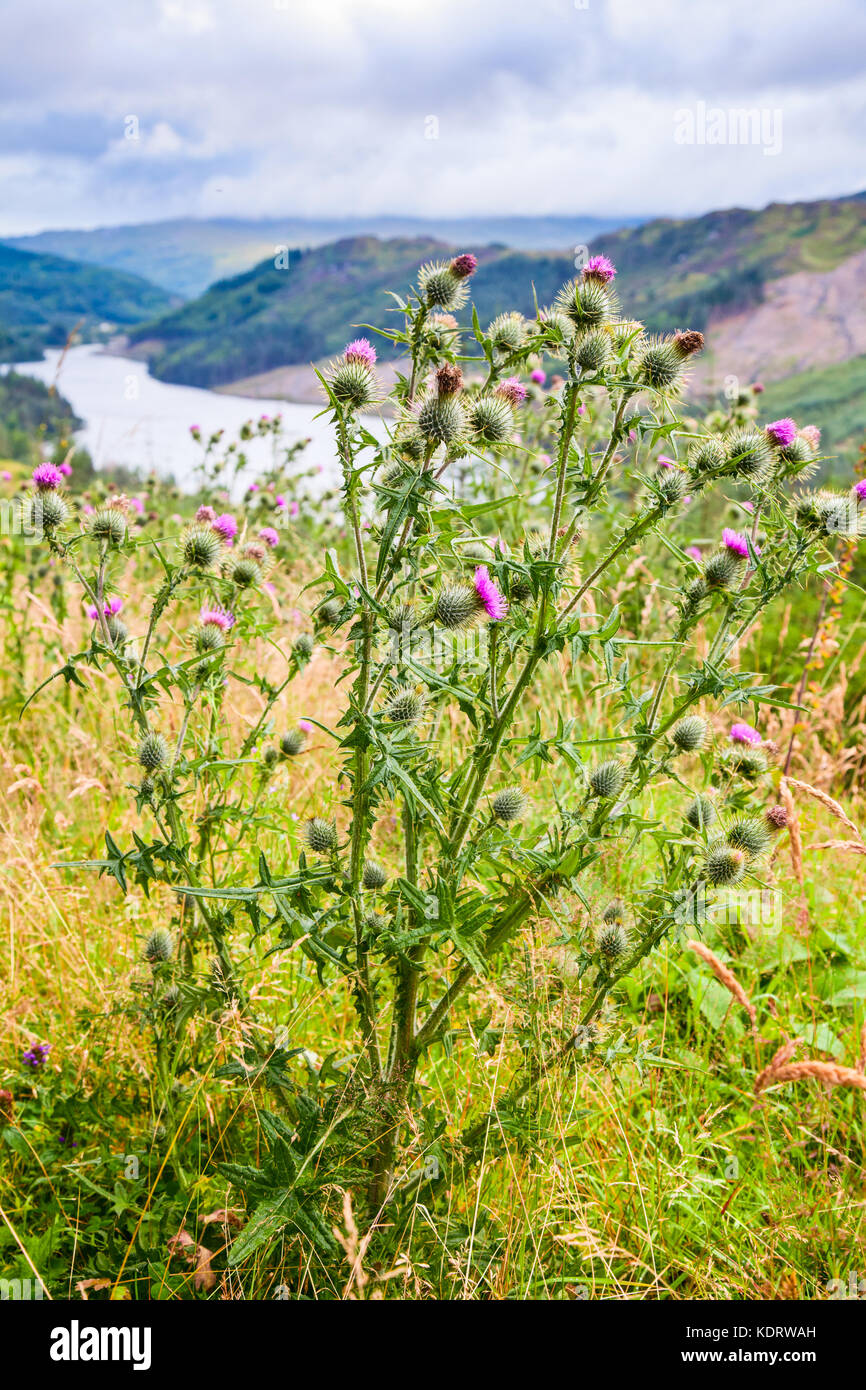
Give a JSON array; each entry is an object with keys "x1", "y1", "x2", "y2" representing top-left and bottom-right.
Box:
[
  {"x1": 530, "y1": 368, "x2": 546, "y2": 385},
  {"x1": 589, "y1": 760, "x2": 625, "y2": 800},
  {"x1": 727, "y1": 817, "x2": 771, "y2": 859},
  {"x1": 199, "y1": 605, "x2": 235, "y2": 631},
  {"x1": 671, "y1": 716, "x2": 707, "y2": 753},
  {"x1": 32, "y1": 462, "x2": 63, "y2": 491},
  {"x1": 799, "y1": 425, "x2": 821, "y2": 451},
  {"x1": 492, "y1": 787, "x2": 528, "y2": 822},
  {"x1": 766, "y1": 418, "x2": 798, "y2": 448},
  {"x1": 363, "y1": 860, "x2": 388, "y2": 888},
  {"x1": 418, "y1": 260, "x2": 470, "y2": 311},
  {"x1": 686, "y1": 794, "x2": 717, "y2": 830},
  {"x1": 688, "y1": 437, "x2": 726, "y2": 475},
  {"x1": 765, "y1": 805, "x2": 788, "y2": 830},
  {"x1": 280, "y1": 728, "x2": 306, "y2": 757},
  {"x1": 298, "y1": 718, "x2": 314, "y2": 733},
  {"x1": 658, "y1": 455, "x2": 675, "y2": 468},
  {"x1": 212, "y1": 513, "x2": 238, "y2": 543},
  {"x1": 596, "y1": 921, "x2": 628, "y2": 961},
  {"x1": 345, "y1": 338, "x2": 377, "y2": 368},
  {"x1": 469, "y1": 395, "x2": 513, "y2": 444},
  {"x1": 196, "y1": 504, "x2": 217, "y2": 523},
  {"x1": 415, "y1": 392, "x2": 465, "y2": 445},
  {"x1": 434, "y1": 583, "x2": 479, "y2": 630},
  {"x1": 672, "y1": 329, "x2": 705, "y2": 358},
  {"x1": 638, "y1": 337, "x2": 683, "y2": 392},
  {"x1": 854, "y1": 479, "x2": 866, "y2": 501},
  {"x1": 726, "y1": 429, "x2": 770, "y2": 481},
  {"x1": 685, "y1": 545, "x2": 702, "y2": 562},
  {"x1": 496, "y1": 377, "x2": 527, "y2": 405},
  {"x1": 582, "y1": 254, "x2": 617, "y2": 284},
  {"x1": 730, "y1": 722, "x2": 761, "y2": 745},
  {"x1": 22, "y1": 1042, "x2": 51, "y2": 1069},
  {"x1": 144, "y1": 928, "x2": 174, "y2": 964},
  {"x1": 721, "y1": 528, "x2": 751, "y2": 558},
  {"x1": 259, "y1": 527, "x2": 280, "y2": 547},
  {"x1": 86, "y1": 596, "x2": 123, "y2": 620},
  {"x1": 450, "y1": 252, "x2": 478, "y2": 279},
  {"x1": 139, "y1": 732, "x2": 169, "y2": 771},
  {"x1": 751, "y1": 382, "x2": 764, "y2": 394},
  {"x1": 384, "y1": 687, "x2": 425, "y2": 724},
  {"x1": 473, "y1": 565, "x2": 508, "y2": 621},
  {"x1": 88, "y1": 507, "x2": 127, "y2": 545},
  {"x1": 705, "y1": 842, "x2": 746, "y2": 887},
  {"x1": 556, "y1": 278, "x2": 612, "y2": 333},
  {"x1": 487, "y1": 312, "x2": 527, "y2": 354},
  {"x1": 574, "y1": 330, "x2": 611, "y2": 373},
  {"x1": 180, "y1": 524, "x2": 223, "y2": 569},
  {"x1": 289, "y1": 500, "x2": 299, "y2": 518},
  {"x1": 303, "y1": 818, "x2": 338, "y2": 855},
  {"x1": 59, "y1": 461, "x2": 73, "y2": 477}
]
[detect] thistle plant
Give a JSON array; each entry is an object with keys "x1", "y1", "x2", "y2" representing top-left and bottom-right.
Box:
[{"x1": 28, "y1": 248, "x2": 851, "y2": 1257}]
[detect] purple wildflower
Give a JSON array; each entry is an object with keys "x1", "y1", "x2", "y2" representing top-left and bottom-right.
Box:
[
  {"x1": 722, "y1": 528, "x2": 750, "y2": 558},
  {"x1": 530, "y1": 369, "x2": 546, "y2": 385},
  {"x1": 196, "y1": 504, "x2": 216, "y2": 522},
  {"x1": 345, "y1": 338, "x2": 377, "y2": 368},
  {"x1": 496, "y1": 377, "x2": 527, "y2": 405},
  {"x1": 32, "y1": 463, "x2": 63, "y2": 491},
  {"x1": 854, "y1": 479, "x2": 866, "y2": 500},
  {"x1": 685, "y1": 546, "x2": 702, "y2": 562},
  {"x1": 259, "y1": 527, "x2": 280, "y2": 548},
  {"x1": 298, "y1": 719, "x2": 314, "y2": 733},
  {"x1": 59, "y1": 461, "x2": 73, "y2": 477},
  {"x1": 473, "y1": 565, "x2": 508, "y2": 622},
  {"x1": 582, "y1": 254, "x2": 616, "y2": 284},
  {"x1": 211, "y1": 513, "x2": 238, "y2": 542},
  {"x1": 450, "y1": 252, "x2": 478, "y2": 279},
  {"x1": 199, "y1": 605, "x2": 235, "y2": 631},
  {"x1": 86, "y1": 596, "x2": 122, "y2": 621},
  {"x1": 658, "y1": 455, "x2": 675, "y2": 469},
  {"x1": 23, "y1": 1042, "x2": 51, "y2": 1069},
  {"x1": 730, "y1": 723, "x2": 762, "y2": 745},
  {"x1": 799, "y1": 425, "x2": 821, "y2": 451},
  {"x1": 766, "y1": 418, "x2": 797, "y2": 448}
]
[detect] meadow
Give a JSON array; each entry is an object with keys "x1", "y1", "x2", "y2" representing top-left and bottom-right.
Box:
[{"x1": 0, "y1": 252, "x2": 864, "y2": 1302}]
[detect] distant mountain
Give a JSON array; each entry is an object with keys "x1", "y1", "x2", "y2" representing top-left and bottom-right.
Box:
[
  {"x1": 4, "y1": 214, "x2": 642, "y2": 299},
  {"x1": 124, "y1": 193, "x2": 866, "y2": 402},
  {"x1": 0, "y1": 244, "x2": 176, "y2": 363}
]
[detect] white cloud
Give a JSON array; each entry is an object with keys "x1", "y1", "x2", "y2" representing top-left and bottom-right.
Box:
[{"x1": 0, "y1": 0, "x2": 863, "y2": 233}]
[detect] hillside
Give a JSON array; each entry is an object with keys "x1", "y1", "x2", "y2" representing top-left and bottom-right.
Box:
[
  {"x1": 0, "y1": 244, "x2": 175, "y2": 363},
  {"x1": 5, "y1": 214, "x2": 640, "y2": 299},
  {"x1": 125, "y1": 192, "x2": 866, "y2": 403}
]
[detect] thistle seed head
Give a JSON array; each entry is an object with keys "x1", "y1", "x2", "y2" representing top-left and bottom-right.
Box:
[
  {"x1": 589, "y1": 760, "x2": 625, "y2": 800},
  {"x1": 765, "y1": 804, "x2": 789, "y2": 831},
  {"x1": 672, "y1": 329, "x2": 705, "y2": 358},
  {"x1": 671, "y1": 715, "x2": 708, "y2": 753},
  {"x1": 704, "y1": 549, "x2": 740, "y2": 589},
  {"x1": 303, "y1": 818, "x2": 338, "y2": 855},
  {"x1": 362, "y1": 860, "x2": 388, "y2": 889},
  {"x1": 37, "y1": 491, "x2": 69, "y2": 531},
  {"x1": 435, "y1": 363, "x2": 464, "y2": 396},
  {"x1": 316, "y1": 598, "x2": 342, "y2": 628},
  {"x1": 418, "y1": 261, "x2": 469, "y2": 311},
  {"x1": 603, "y1": 898, "x2": 626, "y2": 923},
  {"x1": 226, "y1": 557, "x2": 261, "y2": 588},
  {"x1": 329, "y1": 360, "x2": 379, "y2": 410},
  {"x1": 722, "y1": 745, "x2": 769, "y2": 779},
  {"x1": 491, "y1": 786, "x2": 528, "y2": 823},
  {"x1": 294, "y1": 632, "x2": 315, "y2": 658},
  {"x1": 727, "y1": 429, "x2": 771, "y2": 482},
  {"x1": 688, "y1": 437, "x2": 727, "y2": 475},
  {"x1": 138, "y1": 732, "x2": 169, "y2": 771}
]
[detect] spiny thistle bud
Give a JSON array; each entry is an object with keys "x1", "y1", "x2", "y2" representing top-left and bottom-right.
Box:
[
  {"x1": 280, "y1": 728, "x2": 306, "y2": 757},
  {"x1": 671, "y1": 715, "x2": 708, "y2": 753},
  {"x1": 672, "y1": 329, "x2": 705, "y2": 359},
  {"x1": 416, "y1": 393, "x2": 465, "y2": 445},
  {"x1": 722, "y1": 745, "x2": 769, "y2": 779},
  {"x1": 180, "y1": 523, "x2": 223, "y2": 569},
  {"x1": 362, "y1": 860, "x2": 388, "y2": 889},
  {"x1": 263, "y1": 747, "x2": 279, "y2": 769},
  {"x1": 638, "y1": 338, "x2": 683, "y2": 392},
  {"x1": 329, "y1": 360, "x2": 379, "y2": 410},
  {"x1": 794, "y1": 489, "x2": 851, "y2": 538},
  {"x1": 555, "y1": 278, "x2": 612, "y2": 333},
  {"x1": 589, "y1": 760, "x2": 625, "y2": 800},
  {"x1": 418, "y1": 261, "x2": 469, "y2": 311},
  {"x1": 704, "y1": 842, "x2": 747, "y2": 887},
  {"x1": 491, "y1": 786, "x2": 528, "y2": 822},
  {"x1": 686, "y1": 794, "x2": 717, "y2": 830},
  {"x1": 303, "y1": 817, "x2": 338, "y2": 855},
  {"x1": 161, "y1": 984, "x2": 180, "y2": 1009},
  {"x1": 726, "y1": 817, "x2": 771, "y2": 860},
  {"x1": 683, "y1": 575, "x2": 708, "y2": 611},
  {"x1": 192, "y1": 622, "x2": 224, "y2": 654},
  {"x1": 316, "y1": 598, "x2": 342, "y2": 628},
  {"x1": 226, "y1": 557, "x2": 261, "y2": 588},
  {"x1": 655, "y1": 467, "x2": 686, "y2": 503},
  {"x1": 765, "y1": 804, "x2": 788, "y2": 831},
  {"x1": 780, "y1": 435, "x2": 813, "y2": 467},
  {"x1": 509, "y1": 575, "x2": 533, "y2": 604},
  {"x1": 469, "y1": 395, "x2": 514, "y2": 443},
  {"x1": 435, "y1": 363, "x2": 463, "y2": 396},
  {"x1": 37, "y1": 492, "x2": 69, "y2": 531},
  {"x1": 727, "y1": 429, "x2": 771, "y2": 482},
  {"x1": 392, "y1": 431, "x2": 426, "y2": 465},
  {"x1": 596, "y1": 920, "x2": 629, "y2": 962},
  {"x1": 486, "y1": 312, "x2": 526, "y2": 355},
  {"x1": 434, "y1": 583, "x2": 479, "y2": 630},
  {"x1": 138, "y1": 732, "x2": 169, "y2": 771},
  {"x1": 704, "y1": 549, "x2": 740, "y2": 589},
  {"x1": 106, "y1": 615, "x2": 128, "y2": 647},
  {"x1": 573, "y1": 329, "x2": 611, "y2": 374},
  {"x1": 384, "y1": 687, "x2": 425, "y2": 724},
  {"x1": 388, "y1": 601, "x2": 417, "y2": 635},
  {"x1": 88, "y1": 506, "x2": 127, "y2": 545},
  {"x1": 139, "y1": 776, "x2": 156, "y2": 800},
  {"x1": 603, "y1": 898, "x2": 626, "y2": 923},
  {"x1": 688, "y1": 437, "x2": 727, "y2": 475},
  {"x1": 294, "y1": 632, "x2": 314, "y2": 658},
  {"x1": 144, "y1": 928, "x2": 174, "y2": 964}
]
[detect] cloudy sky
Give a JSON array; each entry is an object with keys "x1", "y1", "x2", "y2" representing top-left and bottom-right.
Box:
[{"x1": 1, "y1": 0, "x2": 864, "y2": 235}]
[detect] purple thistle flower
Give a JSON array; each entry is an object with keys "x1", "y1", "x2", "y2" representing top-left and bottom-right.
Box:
[
  {"x1": 86, "y1": 596, "x2": 122, "y2": 620},
  {"x1": 473, "y1": 565, "x2": 508, "y2": 622},
  {"x1": 582, "y1": 254, "x2": 616, "y2": 284},
  {"x1": 275, "y1": 494, "x2": 286, "y2": 508},
  {"x1": 496, "y1": 377, "x2": 527, "y2": 405},
  {"x1": 59, "y1": 461, "x2": 73, "y2": 477},
  {"x1": 854, "y1": 479, "x2": 866, "y2": 500},
  {"x1": 450, "y1": 252, "x2": 478, "y2": 279},
  {"x1": 211, "y1": 513, "x2": 238, "y2": 542},
  {"x1": 799, "y1": 425, "x2": 821, "y2": 451},
  {"x1": 259, "y1": 527, "x2": 280, "y2": 547},
  {"x1": 298, "y1": 719, "x2": 314, "y2": 733},
  {"x1": 199, "y1": 605, "x2": 235, "y2": 631},
  {"x1": 685, "y1": 546, "x2": 702, "y2": 562},
  {"x1": 345, "y1": 338, "x2": 377, "y2": 368},
  {"x1": 32, "y1": 463, "x2": 63, "y2": 491},
  {"x1": 722, "y1": 528, "x2": 750, "y2": 558},
  {"x1": 530, "y1": 369, "x2": 546, "y2": 385},
  {"x1": 658, "y1": 455, "x2": 675, "y2": 469},
  {"x1": 196, "y1": 504, "x2": 216, "y2": 522},
  {"x1": 766, "y1": 418, "x2": 797, "y2": 448},
  {"x1": 730, "y1": 722, "x2": 762, "y2": 745}
]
